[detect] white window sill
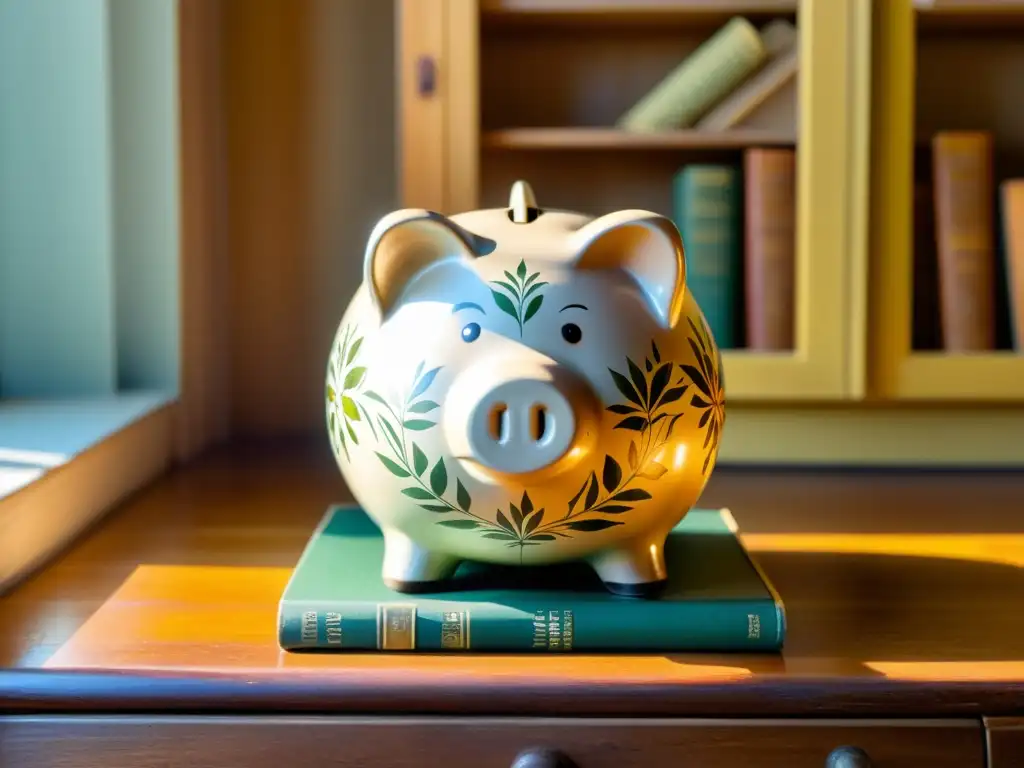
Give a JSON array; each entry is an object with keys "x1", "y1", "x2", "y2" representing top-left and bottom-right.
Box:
[
  {"x1": 0, "y1": 392, "x2": 177, "y2": 593},
  {"x1": 0, "y1": 392, "x2": 174, "y2": 500}
]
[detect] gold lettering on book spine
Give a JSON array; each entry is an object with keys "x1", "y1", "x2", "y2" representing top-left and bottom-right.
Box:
[
  {"x1": 532, "y1": 608, "x2": 575, "y2": 651},
  {"x1": 440, "y1": 610, "x2": 469, "y2": 649},
  {"x1": 301, "y1": 611, "x2": 318, "y2": 644},
  {"x1": 325, "y1": 612, "x2": 342, "y2": 645},
  {"x1": 378, "y1": 604, "x2": 416, "y2": 650}
]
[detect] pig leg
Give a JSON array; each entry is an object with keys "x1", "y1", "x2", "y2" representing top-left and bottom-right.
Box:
[
  {"x1": 381, "y1": 528, "x2": 461, "y2": 592},
  {"x1": 588, "y1": 536, "x2": 668, "y2": 598}
]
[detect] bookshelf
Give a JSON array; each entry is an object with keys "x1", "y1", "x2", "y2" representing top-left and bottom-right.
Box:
[
  {"x1": 397, "y1": 0, "x2": 1024, "y2": 464},
  {"x1": 400, "y1": 0, "x2": 870, "y2": 403},
  {"x1": 871, "y1": 0, "x2": 1024, "y2": 402}
]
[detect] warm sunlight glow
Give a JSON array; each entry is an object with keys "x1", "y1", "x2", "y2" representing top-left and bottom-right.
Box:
[
  {"x1": 653, "y1": 444, "x2": 688, "y2": 471},
  {"x1": 864, "y1": 660, "x2": 1024, "y2": 681},
  {"x1": 38, "y1": 564, "x2": 766, "y2": 678},
  {"x1": 671, "y1": 443, "x2": 687, "y2": 470},
  {"x1": 742, "y1": 533, "x2": 1024, "y2": 568}
]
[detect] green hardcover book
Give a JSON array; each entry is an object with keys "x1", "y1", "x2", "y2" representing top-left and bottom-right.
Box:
[
  {"x1": 673, "y1": 164, "x2": 742, "y2": 348},
  {"x1": 617, "y1": 16, "x2": 767, "y2": 132},
  {"x1": 278, "y1": 505, "x2": 785, "y2": 653}
]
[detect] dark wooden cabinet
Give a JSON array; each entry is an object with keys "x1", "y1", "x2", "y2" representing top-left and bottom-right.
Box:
[
  {"x1": 0, "y1": 716, "x2": 990, "y2": 768},
  {"x1": 987, "y1": 718, "x2": 1024, "y2": 768}
]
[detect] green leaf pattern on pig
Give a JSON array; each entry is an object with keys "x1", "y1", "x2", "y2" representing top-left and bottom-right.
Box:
[
  {"x1": 360, "y1": 363, "x2": 484, "y2": 527},
  {"x1": 529, "y1": 339, "x2": 694, "y2": 539},
  {"x1": 488, "y1": 258, "x2": 548, "y2": 337},
  {"x1": 326, "y1": 311, "x2": 725, "y2": 547},
  {"x1": 325, "y1": 323, "x2": 377, "y2": 462},
  {"x1": 682, "y1": 315, "x2": 726, "y2": 476}
]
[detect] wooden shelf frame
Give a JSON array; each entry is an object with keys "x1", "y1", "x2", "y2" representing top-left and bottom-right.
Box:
[
  {"x1": 398, "y1": 0, "x2": 873, "y2": 402},
  {"x1": 481, "y1": 128, "x2": 797, "y2": 150},
  {"x1": 914, "y1": 0, "x2": 1024, "y2": 14},
  {"x1": 869, "y1": 0, "x2": 1024, "y2": 402},
  {"x1": 481, "y1": 0, "x2": 799, "y2": 13},
  {"x1": 479, "y1": 1, "x2": 799, "y2": 28},
  {"x1": 481, "y1": 1, "x2": 800, "y2": 26}
]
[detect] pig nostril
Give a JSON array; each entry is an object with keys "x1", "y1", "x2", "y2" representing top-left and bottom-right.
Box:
[
  {"x1": 530, "y1": 404, "x2": 548, "y2": 443},
  {"x1": 489, "y1": 404, "x2": 509, "y2": 444}
]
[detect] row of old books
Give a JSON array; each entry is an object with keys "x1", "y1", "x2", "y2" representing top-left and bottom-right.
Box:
[
  {"x1": 914, "y1": 131, "x2": 1024, "y2": 352},
  {"x1": 616, "y1": 16, "x2": 799, "y2": 133},
  {"x1": 671, "y1": 147, "x2": 797, "y2": 351}
]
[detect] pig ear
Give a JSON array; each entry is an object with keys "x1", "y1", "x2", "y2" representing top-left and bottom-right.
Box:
[
  {"x1": 364, "y1": 208, "x2": 485, "y2": 317},
  {"x1": 570, "y1": 210, "x2": 686, "y2": 329}
]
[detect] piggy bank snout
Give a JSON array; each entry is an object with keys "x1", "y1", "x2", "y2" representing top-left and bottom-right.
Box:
[
  {"x1": 444, "y1": 358, "x2": 598, "y2": 477},
  {"x1": 469, "y1": 378, "x2": 575, "y2": 475}
]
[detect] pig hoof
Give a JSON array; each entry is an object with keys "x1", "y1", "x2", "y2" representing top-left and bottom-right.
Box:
[
  {"x1": 589, "y1": 539, "x2": 668, "y2": 599},
  {"x1": 603, "y1": 580, "x2": 668, "y2": 599},
  {"x1": 381, "y1": 530, "x2": 460, "y2": 593}
]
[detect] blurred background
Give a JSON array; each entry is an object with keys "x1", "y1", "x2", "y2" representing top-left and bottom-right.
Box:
[
  {"x1": 2, "y1": 0, "x2": 1023, "y2": 503},
  {"x1": 0, "y1": 1, "x2": 397, "y2": 505}
]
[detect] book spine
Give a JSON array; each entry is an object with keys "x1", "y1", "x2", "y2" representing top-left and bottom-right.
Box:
[
  {"x1": 279, "y1": 597, "x2": 783, "y2": 652},
  {"x1": 999, "y1": 179, "x2": 1024, "y2": 350},
  {"x1": 931, "y1": 131, "x2": 996, "y2": 351},
  {"x1": 673, "y1": 164, "x2": 742, "y2": 349},
  {"x1": 695, "y1": 21, "x2": 799, "y2": 134},
  {"x1": 743, "y1": 147, "x2": 796, "y2": 350},
  {"x1": 913, "y1": 181, "x2": 942, "y2": 350},
  {"x1": 617, "y1": 16, "x2": 766, "y2": 131}
]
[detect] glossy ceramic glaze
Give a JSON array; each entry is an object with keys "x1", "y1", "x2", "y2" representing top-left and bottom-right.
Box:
[{"x1": 326, "y1": 182, "x2": 725, "y2": 597}]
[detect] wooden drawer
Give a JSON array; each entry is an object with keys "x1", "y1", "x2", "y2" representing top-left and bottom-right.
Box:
[
  {"x1": 987, "y1": 718, "x2": 1024, "y2": 768},
  {"x1": 1, "y1": 715, "x2": 985, "y2": 768}
]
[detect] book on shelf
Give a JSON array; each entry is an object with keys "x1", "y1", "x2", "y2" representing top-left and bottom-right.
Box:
[
  {"x1": 931, "y1": 130, "x2": 997, "y2": 351},
  {"x1": 911, "y1": 130, "x2": 1024, "y2": 353},
  {"x1": 744, "y1": 147, "x2": 797, "y2": 350},
  {"x1": 672, "y1": 164, "x2": 743, "y2": 349},
  {"x1": 695, "y1": 20, "x2": 800, "y2": 133},
  {"x1": 913, "y1": 181, "x2": 943, "y2": 350},
  {"x1": 278, "y1": 504, "x2": 785, "y2": 653},
  {"x1": 669, "y1": 151, "x2": 798, "y2": 352},
  {"x1": 617, "y1": 16, "x2": 767, "y2": 132},
  {"x1": 1000, "y1": 180, "x2": 1024, "y2": 350}
]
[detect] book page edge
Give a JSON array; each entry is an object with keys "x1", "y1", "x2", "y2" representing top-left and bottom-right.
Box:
[{"x1": 720, "y1": 506, "x2": 788, "y2": 647}]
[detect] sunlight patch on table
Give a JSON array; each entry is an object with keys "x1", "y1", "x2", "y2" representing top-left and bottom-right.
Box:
[
  {"x1": 40, "y1": 564, "x2": 767, "y2": 678},
  {"x1": 865, "y1": 660, "x2": 1024, "y2": 681},
  {"x1": 742, "y1": 533, "x2": 1024, "y2": 568}
]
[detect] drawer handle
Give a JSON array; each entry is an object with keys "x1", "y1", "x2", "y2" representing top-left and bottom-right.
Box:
[
  {"x1": 827, "y1": 746, "x2": 872, "y2": 768},
  {"x1": 511, "y1": 747, "x2": 577, "y2": 768}
]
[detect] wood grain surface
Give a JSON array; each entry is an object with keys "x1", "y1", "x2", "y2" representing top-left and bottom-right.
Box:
[
  {"x1": 986, "y1": 717, "x2": 1024, "y2": 768},
  {"x1": 0, "y1": 716, "x2": 988, "y2": 768},
  {"x1": 1, "y1": 440, "x2": 1023, "y2": 716}
]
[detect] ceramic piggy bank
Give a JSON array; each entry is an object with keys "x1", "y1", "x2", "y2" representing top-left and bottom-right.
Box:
[{"x1": 325, "y1": 181, "x2": 725, "y2": 597}]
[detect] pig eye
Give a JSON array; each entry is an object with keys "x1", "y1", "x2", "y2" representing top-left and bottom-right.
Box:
[
  {"x1": 461, "y1": 322, "x2": 481, "y2": 343},
  {"x1": 561, "y1": 323, "x2": 582, "y2": 344}
]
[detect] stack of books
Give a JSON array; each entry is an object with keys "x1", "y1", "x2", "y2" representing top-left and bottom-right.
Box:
[
  {"x1": 277, "y1": 504, "x2": 786, "y2": 653},
  {"x1": 913, "y1": 130, "x2": 1024, "y2": 353},
  {"x1": 616, "y1": 16, "x2": 801, "y2": 353}
]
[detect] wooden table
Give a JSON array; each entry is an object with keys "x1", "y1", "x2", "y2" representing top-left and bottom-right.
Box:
[{"x1": 2, "y1": 441, "x2": 1023, "y2": 767}]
